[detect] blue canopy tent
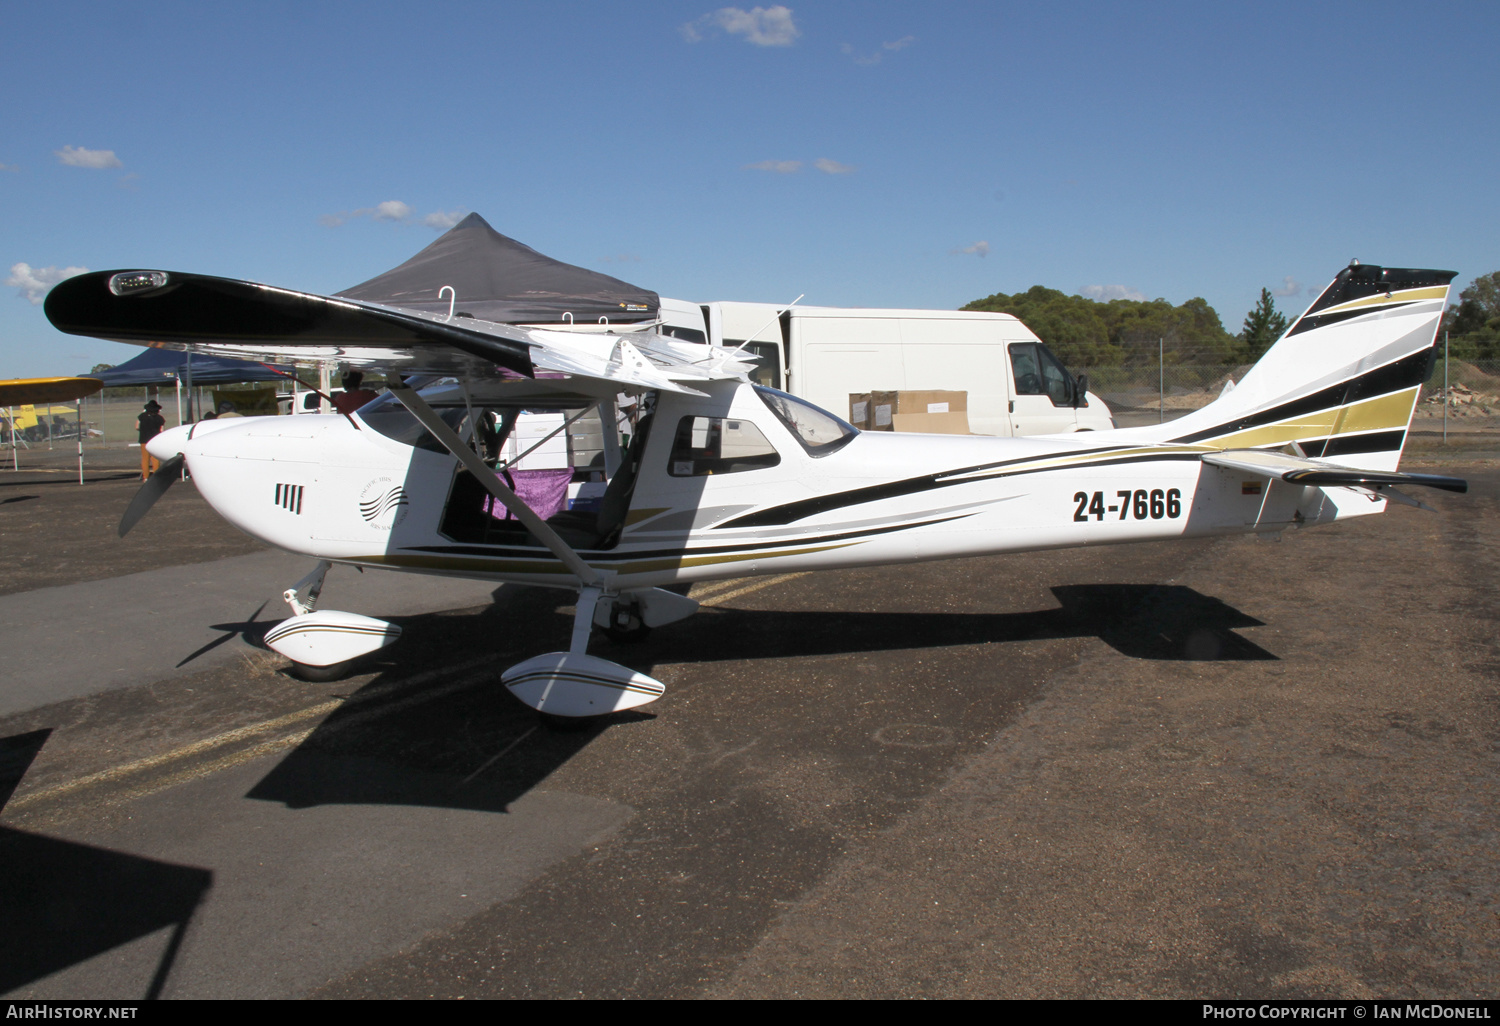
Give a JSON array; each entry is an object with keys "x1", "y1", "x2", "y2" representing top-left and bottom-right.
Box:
[
  {"x1": 85, "y1": 347, "x2": 298, "y2": 424},
  {"x1": 86, "y1": 347, "x2": 292, "y2": 387}
]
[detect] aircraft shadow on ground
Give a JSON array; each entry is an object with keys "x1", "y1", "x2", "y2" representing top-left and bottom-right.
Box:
[
  {"x1": 246, "y1": 582, "x2": 1271, "y2": 815},
  {"x1": 0, "y1": 729, "x2": 212, "y2": 997},
  {"x1": 635, "y1": 582, "x2": 1275, "y2": 666}
]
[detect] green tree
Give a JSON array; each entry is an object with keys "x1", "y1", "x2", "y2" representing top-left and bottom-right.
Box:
[
  {"x1": 1237, "y1": 288, "x2": 1288, "y2": 362},
  {"x1": 962, "y1": 287, "x2": 1236, "y2": 367},
  {"x1": 90, "y1": 363, "x2": 114, "y2": 373},
  {"x1": 1442, "y1": 271, "x2": 1500, "y2": 359}
]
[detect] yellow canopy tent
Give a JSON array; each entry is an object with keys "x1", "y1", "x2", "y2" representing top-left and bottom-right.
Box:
[{"x1": 0, "y1": 377, "x2": 105, "y2": 480}]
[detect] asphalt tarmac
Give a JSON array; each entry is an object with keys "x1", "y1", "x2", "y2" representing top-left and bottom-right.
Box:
[{"x1": 1, "y1": 446, "x2": 1496, "y2": 999}]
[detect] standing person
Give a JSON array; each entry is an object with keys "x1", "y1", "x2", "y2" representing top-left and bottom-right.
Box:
[
  {"x1": 137, "y1": 400, "x2": 165, "y2": 480},
  {"x1": 332, "y1": 370, "x2": 379, "y2": 415}
]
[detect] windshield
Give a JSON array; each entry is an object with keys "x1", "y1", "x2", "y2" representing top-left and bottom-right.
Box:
[
  {"x1": 754, "y1": 386, "x2": 857, "y2": 457},
  {"x1": 356, "y1": 383, "x2": 471, "y2": 452}
]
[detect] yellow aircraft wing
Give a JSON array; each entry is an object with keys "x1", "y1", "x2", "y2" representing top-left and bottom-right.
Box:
[{"x1": 0, "y1": 377, "x2": 104, "y2": 406}]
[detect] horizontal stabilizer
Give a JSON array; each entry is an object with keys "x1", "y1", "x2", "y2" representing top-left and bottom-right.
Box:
[{"x1": 1201, "y1": 449, "x2": 1467, "y2": 493}]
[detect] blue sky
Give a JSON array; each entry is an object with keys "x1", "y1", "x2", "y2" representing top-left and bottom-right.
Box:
[{"x1": 3, "y1": 1, "x2": 1496, "y2": 376}]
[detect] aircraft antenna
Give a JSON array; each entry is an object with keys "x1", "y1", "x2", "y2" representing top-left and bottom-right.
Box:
[{"x1": 731, "y1": 294, "x2": 804, "y2": 356}]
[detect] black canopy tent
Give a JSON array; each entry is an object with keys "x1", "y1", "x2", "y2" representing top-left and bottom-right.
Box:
[{"x1": 336, "y1": 213, "x2": 660, "y2": 325}]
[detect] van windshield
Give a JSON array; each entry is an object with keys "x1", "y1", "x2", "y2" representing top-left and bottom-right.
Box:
[{"x1": 754, "y1": 386, "x2": 857, "y2": 457}]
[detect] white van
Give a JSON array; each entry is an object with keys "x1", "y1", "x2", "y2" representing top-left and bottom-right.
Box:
[{"x1": 658, "y1": 300, "x2": 1113, "y2": 436}]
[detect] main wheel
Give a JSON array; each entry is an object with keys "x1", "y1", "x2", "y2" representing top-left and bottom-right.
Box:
[{"x1": 602, "y1": 603, "x2": 652, "y2": 644}]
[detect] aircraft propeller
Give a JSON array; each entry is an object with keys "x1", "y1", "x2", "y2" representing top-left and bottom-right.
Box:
[{"x1": 119, "y1": 453, "x2": 185, "y2": 537}]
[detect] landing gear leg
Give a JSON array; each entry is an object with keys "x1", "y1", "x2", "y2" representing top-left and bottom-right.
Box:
[{"x1": 284, "y1": 560, "x2": 332, "y2": 616}]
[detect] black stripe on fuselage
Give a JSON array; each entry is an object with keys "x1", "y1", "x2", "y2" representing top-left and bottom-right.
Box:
[
  {"x1": 714, "y1": 443, "x2": 1135, "y2": 530},
  {"x1": 1294, "y1": 431, "x2": 1407, "y2": 458},
  {"x1": 1169, "y1": 346, "x2": 1434, "y2": 446},
  {"x1": 399, "y1": 511, "x2": 981, "y2": 561},
  {"x1": 1286, "y1": 301, "x2": 1421, "y2": 337},
  {"x1": 719, "y1": 451, "x2": 1203, "y2": 529}
]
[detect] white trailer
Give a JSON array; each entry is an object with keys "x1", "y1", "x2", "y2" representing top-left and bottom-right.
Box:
[{"x1": 658, "y1": 300, "x2": 1114, "y2": 436}]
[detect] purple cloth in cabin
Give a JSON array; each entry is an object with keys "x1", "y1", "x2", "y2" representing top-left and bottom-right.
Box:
[{"x1": 484, "y1": 468, "x2": 573, "y2": 521}]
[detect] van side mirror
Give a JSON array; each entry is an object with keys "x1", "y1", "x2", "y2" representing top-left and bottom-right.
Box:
[{"x1": 1073, "y1": 374, "x2": 1089, "y2": 407}]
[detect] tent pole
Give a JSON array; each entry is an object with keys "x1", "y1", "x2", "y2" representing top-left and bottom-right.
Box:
[
  {"x1": 175, "y1": 378, "x2": 183, "y2": 426},
  {"x1": 184, "y1": 352, "x2": 195, "y2": 423},
  {"x1": 8, "y1": 407, "x2": 15, "y2": 471},
  {"x1": 76, "y1": 400, "x2": 83, "y2": 485}
]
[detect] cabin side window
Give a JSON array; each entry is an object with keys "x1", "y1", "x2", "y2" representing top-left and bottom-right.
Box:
[{"x1": 667, "y1": 416, "x2": 781, "y2": 477}]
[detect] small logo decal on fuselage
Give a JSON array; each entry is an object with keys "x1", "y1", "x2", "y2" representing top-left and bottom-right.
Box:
[{"x1": 359, "y1": 477, "x2": 409, "y2": 531}]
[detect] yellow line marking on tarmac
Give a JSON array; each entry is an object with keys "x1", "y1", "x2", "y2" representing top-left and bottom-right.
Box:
[
  {"x1": 11, "y1": 574, "x2": 809, "y2": 817},
  {"x1": 698, "y1": 572, "x2": 810, "y2": 606},
  {"x1": 6, "y1": 701, "x2": 341, "y2": 812},
  {"x1": 8, "y1": 654, "x2": 500, "y2": 815}
]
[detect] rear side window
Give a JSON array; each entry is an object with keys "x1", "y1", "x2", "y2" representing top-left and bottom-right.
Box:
[{"x1": 668, "y1": 416, "x2": 781, "y2": 477}]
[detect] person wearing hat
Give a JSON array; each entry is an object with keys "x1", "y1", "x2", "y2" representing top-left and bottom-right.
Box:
[
  {"x1": 137, "y1": 400, "x2": 166, "y2": 480},
  {"x1": 332, "y1": 370, "x2": 379, "y2": 415}
]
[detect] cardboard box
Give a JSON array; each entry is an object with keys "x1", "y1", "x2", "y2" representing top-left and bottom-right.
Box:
[
  {"x1": 847, "y1": 393, "x2": 872, "y2": 429},
  {"x1": 867, "y1": 390, "x2": 969, "y2": 432},
  {"x1": 891, "y1": 410, "x2": 971, "y2": 434}
]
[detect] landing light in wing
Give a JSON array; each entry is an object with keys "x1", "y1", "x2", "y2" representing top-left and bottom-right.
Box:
[{"x1": 108, "y1": 270, "x2": 169, "y2": 296}]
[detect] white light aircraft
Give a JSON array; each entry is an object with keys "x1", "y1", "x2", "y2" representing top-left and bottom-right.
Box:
[{"x1": 45, "y1": 259, "x2": 1465, "y2": 720}]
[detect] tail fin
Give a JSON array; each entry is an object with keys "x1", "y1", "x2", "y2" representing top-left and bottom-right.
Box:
[{"x1": 1148, "y1": 262, "x2": 1456, "y2": 471}]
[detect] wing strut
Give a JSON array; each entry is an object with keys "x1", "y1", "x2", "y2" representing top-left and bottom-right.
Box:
[{"x1": 388, "y1": 384, "x2": 602, "y2": 587}]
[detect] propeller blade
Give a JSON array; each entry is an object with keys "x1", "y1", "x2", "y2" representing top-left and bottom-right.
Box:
[{"x1": 119, "y1": 453, "x2": 185, "y2": 537}]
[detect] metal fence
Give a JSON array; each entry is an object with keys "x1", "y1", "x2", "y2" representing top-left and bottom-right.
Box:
[{"x1": 1092, "y1": 348, "x2": 1500, "y2": 421}]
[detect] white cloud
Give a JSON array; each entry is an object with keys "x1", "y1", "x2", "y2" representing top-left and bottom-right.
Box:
[
  {"x1": 321, "y1": 202, "x2": 464, "y2": 231},
  {"x1": 422, "y1": 209, "x2": 465, "y2": 230},
  {"x1": 1081, "y1": 284, "x2": 1147, "y2": 301},
  {"x1": 1273, "y1": 275, "x2": 1303, "y2": 297},
  {"x1": 372, "y1": 200, "x2": 411, "y2": 221},
  {"x1": 0, "y1": 162, "x2": 18, "y2": 173},
  {"x1": 841, "y1": 34, "x2": 916, "y2": 64},
  {"x1": 682, "y1": 6, "x2": 799, "y2": 47},
  {"x1": 813, "y1": 157, "x2": 855, "y2": 174},
  {"x1": 745, "y1": 159, "x2": 802, "y2": 173},
  {"x1": 950, "y1": 241, "x2": 990, "y2": 258},
  {"x1": 55, "y1": 145, "x2": 122, "y2": 169},
  {"x1": 7, "y1": 262, "x2": 89, "y2": 305}
]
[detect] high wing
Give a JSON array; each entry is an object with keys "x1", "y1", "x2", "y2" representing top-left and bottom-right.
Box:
[
  {"x1": 44, "y1": 269, "x2": 754, "y2": 398},
  {"x1": 1201, "y1": 448, "x2": 1467, "y2": 493}
]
